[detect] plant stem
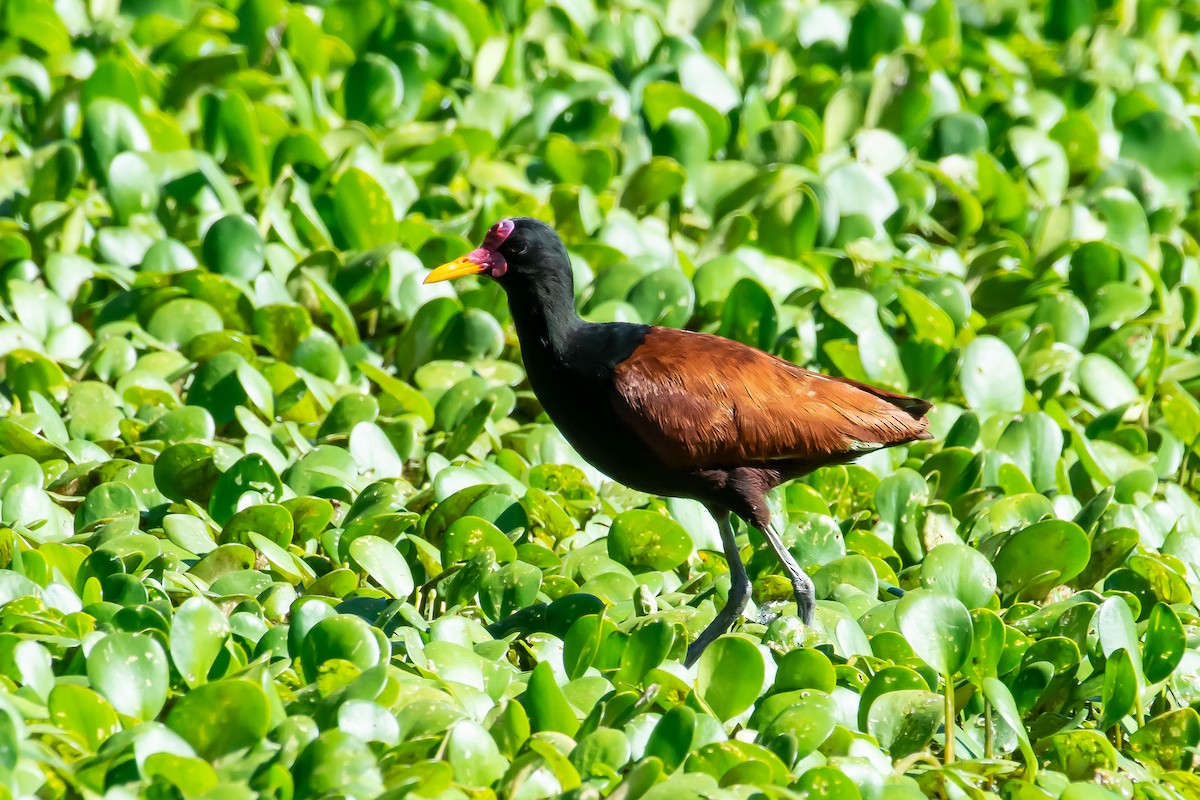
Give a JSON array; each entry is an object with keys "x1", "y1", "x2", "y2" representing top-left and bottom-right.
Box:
[
  {"x1": 944, "y1": 673, "x2": 955, "y2": 765},
  {"x1": 983, "y1": 698, "x2": 993, "y2": 760}
]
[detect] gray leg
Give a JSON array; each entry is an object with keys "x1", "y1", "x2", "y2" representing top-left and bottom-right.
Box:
[
  {"x1": 759, "y1": 523, "x2": 816, "y2": 624},
  {"x1": 686, "y1": 509, "x2": 751, "y2": 667}
]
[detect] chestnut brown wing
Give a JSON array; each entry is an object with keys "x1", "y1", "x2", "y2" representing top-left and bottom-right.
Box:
[{"x1": 610, "y1": 327, "x2": 932, "y2": 470}]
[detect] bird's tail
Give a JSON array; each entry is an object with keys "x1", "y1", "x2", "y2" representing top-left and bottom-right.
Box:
[{"x1": 830, "y1": 376, "x2": 934, "y2": 440}]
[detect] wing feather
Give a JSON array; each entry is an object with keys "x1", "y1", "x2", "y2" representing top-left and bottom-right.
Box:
[{"x1": 611, "y1": 328, "x2": 931, "y2": 469}]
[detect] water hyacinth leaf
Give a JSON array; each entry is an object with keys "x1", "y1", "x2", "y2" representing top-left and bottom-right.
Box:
[
  {"x1": 996, "y1": 413, "x2": 1063, "y2": 493},
  {"x1": 446, "y1": 720, "x2": 508, "y2": 788},
  {"x1": 1079, "y1": 354, "x2": 1139, "y2": 410},
  {"x1": 148, "y1": 299, "x2": 225, "y2": 348},
  {"x1": 106, "y1": 151, "x2": 158, "y2": 222},
  {"x1": 616, "y1": 620, "x2": 676, "y2": 686},
  {"x1": 867, "y1": 690, "x2": 944, "y2": 759},
  {"x1": 1049, "y1": 730, "x2": 1116, "y2": 781},
  {"x1": 1142, "y1": 603, "x2": 1186, "y2": 683},
  {"x1": 920, "y1": 543, "x2": 997, "y2": 609},
  {"x1": 221, "y1": 503, "x2": 293, "y2": 547},
  {"x1": 897, "y1": 287, "x2": 955, "y2": 348},
  {"x1": 141, "y1": 755, "x2": 219, "y2": 796},
  {"x1": 155, "y1": 443, "x2": 222, "y2": 504},
  {"x1": 993, "y1": 520, "x2": 1089, "y2": 600},
  {"x1": 202, "y1": 215, "x2": 265, "y2": 281},
  {"x1": 169, "y1": 596, "x2": 231, "y2": 687},
  {"x1": 442, "y1": 516, "x2": 517, "y2": 565},
  {"x1": 608, "y1": 509, "x2": 692, "y2": 571},
  {"x1": 480, "y1": 560, "x2": 542, "y2": 621},
  {"x1": 573, "y1": 728, "x2": 631, "y2": 776},
  {"x1": 348, "y1": 535, "x2": 415, "y2": 600},
  {"x1": 621, "y1": 157, "x2": 687, "y2": 213},
  {"x1": 697, "y1": 636, "x2": 765, "y2": 721},
  {"x1": 1127, "y1": 708, "x2": 1200, "y2": 770},
  {"x1": 644, "y1": 706, "x2": 697, "y2": 774},
  {"x1": 299, "y1": 615, "x2": 384, "y2": 684},
  {"x1": 718, "y1": 279, "x2": 778, "y2": 351},
  {"x1": 960, "y1": 336, "x2": 1025, "y2": 416},
  {"x1": 344, "y1": 54, "x2": 405, "y2": 127},
  {"x1": 7, "y1": 0, "x2": 1200, "y2": 793},
  {"x1": 82, "y1": 98, "x2": 150, "y2": 177},
  {"x1": 292, "y1": 730, "x2": 384, "y2": 799},
  {"x1": 1121, "y1": 111, "x2": 1200, "y2": 204},
  {"x1": 144, "y1": 407, "x2": 216, "y2": 443},
  {"x1": 209, "y1": 454, "x2": 283, "y2": 524},
  {"x1": 77, "y1": 482, "x2": 139, "y2": 528},
  {"x1": 165, "y1": 680, "x2": 271, "y2": 760},
  {"x1": 335, "y1": 168, "x2": 399, "y2": 251},
  {"x1": 628, "y1": 269, "x2": 695, "y2": 328},
  {"x1": 0, "y1": 455, "x2": 43, "y2": 497},
  {"x1": 86, "y1": 633, "x2": 169, "y2": 720},
  {"x1": 795, "y1": 766, "x2": 861, "y2": 800},
  {"x1": 895, "y1": 592, "x2": 972, "y2": 676},
  {"x1": 982, "y1": 677, "x2": 1036, "y2": 774},
  {"x1": 349, "y1": 422, "x2": 404, "y2": 479},
  {"x1": 1100, "y1": 647, "x2": 1136, "y2": 730},
  {"x1": 522, "y1": 661, "x2": 579, "y2": 736},
  {"x1": 48, "y1": 685, "x2": 119, "y2": 752}
]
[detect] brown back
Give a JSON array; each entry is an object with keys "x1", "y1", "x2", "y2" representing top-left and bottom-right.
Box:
[{"x1": 611, "y1": 327, "x2": 932, "y2": 470}]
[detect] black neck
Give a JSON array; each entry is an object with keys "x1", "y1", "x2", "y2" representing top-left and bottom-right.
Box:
[{"x1": 505, "y1": 269, "x2": 583, "y2": 361}]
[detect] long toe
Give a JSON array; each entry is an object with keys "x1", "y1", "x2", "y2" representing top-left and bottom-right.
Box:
[
  {"x1": 793, "y1": 571, "x2": 816, "y2": 625},
  {"x1": 756, "y1": 522, "x2": 817, "y2": 627}
]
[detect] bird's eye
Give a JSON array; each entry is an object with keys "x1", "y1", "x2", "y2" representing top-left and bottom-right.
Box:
[{"x1": 509, "y1": 239, "x2": 528, "y2": 255}]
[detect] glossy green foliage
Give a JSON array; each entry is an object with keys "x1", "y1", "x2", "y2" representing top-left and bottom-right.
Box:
[{"x1": 0, "y1": 0, "x2": 1198, "y2": 798}]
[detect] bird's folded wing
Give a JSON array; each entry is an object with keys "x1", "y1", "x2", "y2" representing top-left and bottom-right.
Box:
[{"x1": 610, "y1": 327, "x2": 930, "y2": 469}]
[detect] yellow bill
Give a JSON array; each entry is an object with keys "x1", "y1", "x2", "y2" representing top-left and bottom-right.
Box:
[{"x1": 423, "y1": 254, "x2": 488, "y2": 284}]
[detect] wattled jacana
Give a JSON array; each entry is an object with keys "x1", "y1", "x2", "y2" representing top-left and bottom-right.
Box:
[{"x1": 425, "y1": 218, "x2": 933, "y2": 665}]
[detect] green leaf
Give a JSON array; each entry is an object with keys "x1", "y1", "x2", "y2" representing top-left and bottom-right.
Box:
[
  {"x1": 292, "y1": 730, "x2": 383, "y2": 799},
  {"x1": 1099, "y1": 647, "x2": 1136, "y2": 730},
  {"x1": 621, "y1": 157, "x2": 686, "y2": 213},
  {"x1": 1142, "y1": 603, "x2": 1186, "y2": 683},
  {"x1": 148, "y1": 299, "x2": 224, "y2": 347},
  {"x1": 982, "y1": 677, "x2": 1036, "y2": 776},
  {"x1": 348, "y1": 535, "x2": 415, "y2": 600},
  {"x1": 522, "y1": 661, "x2": 579, "y2": 736},
  {"x1": 616, "y1": 620, "x2": 676, "y2": 686},
  {"x1": 895, "y1": 592, "x2": 972, "y2": 676},
  {"x1": 334, "y1": 168, "x2": 399, "y2": 250},
  {"x1": 920, "y1": 544, "x2": 997, "y2": 609},
  {"x1": 697, "y1": 636, "x2": 764, "y2": 721},
  {"x1": 86, "y1": 633, "x2": 169, "y2": 720},
  {"x1": 992, "y1": 520, "x2": 1090, "y2": 600},
  {"x1": 48, "y1": 685, "x2": 119, "y2": 752},
  {"x1": 166, "y1": 680, "x2": 270, "y2": 760},
  {"x1": 344, "y1": 54, "x2": 405, "y2": 127},
  {"x1": 607, "y1": 509, "x2": 692, "y2": 571},
  {"x1": 446, "y1": 720, "x2": 508, "y2": 788},
  {"x1": 169, "y1": 596, "x2": 230, "y2": 687},
  {"x1": 867, "y1": 690, "x2": 944, "y2": 759},
  {"x1": 1121, "y1": 111, "x2": 1200, "y2": 204},
  {"x1": 960, "y1": 336, "x2": 1025, "y2": 416},
  {"x1": 1128, "y1": 708, "x2": 1200, "y2": 770},
  {"x1": 718, "y1": 279, "x2": 778, "y2": 351},
  {"x1": 644, "y1": 706, "x2": 696, "y2": 774},
  {"x1": 202, "y1": 215, "x2": 265, "y2": 281}
]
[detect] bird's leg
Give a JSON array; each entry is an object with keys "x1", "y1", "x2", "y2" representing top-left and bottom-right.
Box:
[
  {"x1": 685, "y1": 509, "x2": 750, "y2": 667},
  {"x1": 758, "y1": 523, "x2": 816, "y2": 625}
]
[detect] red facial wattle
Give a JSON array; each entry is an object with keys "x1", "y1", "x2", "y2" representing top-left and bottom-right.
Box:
[{"x1": 424, "y1": 219, "x2": 514, "y2": 283}]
